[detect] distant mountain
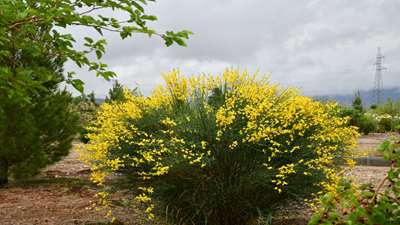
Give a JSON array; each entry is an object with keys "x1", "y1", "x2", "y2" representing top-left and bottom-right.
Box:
[
  {"x1": 95, "y1": 98, "x2": 105, "y2": 104},
  {"x1": 314, "y1": 88, "x2": 400, "y2": 106},
  {"x1": 95, "y1": 90, "x2": 400, "y2": 107}
]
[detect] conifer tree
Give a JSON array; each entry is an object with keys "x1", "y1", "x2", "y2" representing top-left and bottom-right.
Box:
[
  {"x1": 352, "y1": 91, "x2": 363, "y2": 112},
  {"x1": 0, "y1": 35, "x2": 79, "y2": 184},
  {"x1": 0, "y1": 0, "x2": 190, "y2": 185},
  {"x1": 105, "y1": 80, "x2": 125, "y2": 103}
]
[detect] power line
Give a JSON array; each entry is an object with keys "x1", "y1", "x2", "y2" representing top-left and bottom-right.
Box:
[{"x1": 373, "y1": 47, "x2": 386, "y2": 105}]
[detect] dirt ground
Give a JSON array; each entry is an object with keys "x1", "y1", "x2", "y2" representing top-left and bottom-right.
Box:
[
  {"x1": 0, "y1": 144, "x2": 155, "y2": 225},
  {"x1": 0, "y1": 137, "x2": 392, "y2": 225}
]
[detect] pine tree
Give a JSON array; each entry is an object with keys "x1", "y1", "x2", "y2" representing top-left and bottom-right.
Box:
[
  {"x1": 0, "y1": 0, "x2": 191, "y2": 185},
  {"x1": 0, "y1": 26, "x2": 79, "y2": 185},
  {"x1": 8, "y1": 90, "x2": 80, "y2": 179},
  {"x1": 0, "y1": 90, "x2": 80, "y2": 184},
  {"x1": 87, "y1": 92, "x2": 98, "y2": 105},
  {"x1": 352, "y1": 91, "x2": 363, "y2": 112},
  {"x1": 105, "y1": 80, "x2": 126, "y2": 103}
]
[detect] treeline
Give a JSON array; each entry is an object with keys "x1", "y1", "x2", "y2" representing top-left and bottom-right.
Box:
[{"x1": 338, "y1": 92, "x2": 400, "y2": 134}]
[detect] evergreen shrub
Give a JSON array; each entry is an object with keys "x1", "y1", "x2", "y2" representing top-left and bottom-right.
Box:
[{"x1": 0, "y1": 90, "x2": 79, "y2": 182}]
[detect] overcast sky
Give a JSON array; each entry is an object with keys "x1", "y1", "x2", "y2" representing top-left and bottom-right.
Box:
[{"x1": 66, "y1": 0, "x2": 400, "y2": 98}]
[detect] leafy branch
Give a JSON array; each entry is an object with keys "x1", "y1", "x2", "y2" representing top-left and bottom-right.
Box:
[{"x1": 1, "y1": 0, "x2": 192, "y2": 97}]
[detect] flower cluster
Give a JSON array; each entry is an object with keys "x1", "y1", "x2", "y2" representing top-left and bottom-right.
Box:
[{"x1": 365, "y1": 112, "x2": 400, "y2": 122}]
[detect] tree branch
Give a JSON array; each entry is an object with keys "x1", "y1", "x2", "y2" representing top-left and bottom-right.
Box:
[
  {"x1": 8, "y1": 16, "x2": 41, "y2": 29},
  {"x1": 78, "y1": 6, "x2": 103, "y2": 15},
  {"x1": 69, "y1": 23, "x2": 121, "y2": 33},
  {"x1": 372, "y1": 174, "x2": 388, "y2": 203}
]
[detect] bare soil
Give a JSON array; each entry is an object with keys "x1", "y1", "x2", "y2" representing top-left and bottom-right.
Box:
[
  {"x1": 0, "y1": 143, "x2": 153, "y2": 225},
  {"x1": 0, "y1": 136, "x2": 392, "y2": 225}
]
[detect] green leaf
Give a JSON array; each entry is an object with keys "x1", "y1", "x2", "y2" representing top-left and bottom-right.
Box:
[
  {"x1": 163, "y1": 36, "x2": 173, "y2": 46},
  {"x1": 174, "y1": 37, "x2": 187, "y2": 47},
  {"x1": 141, "y1": 15, "x2": 157, "y2": 21},
  {"x1": 84, "y1": 37, "x2": 94, "y2": 44},
  {"x1": 94, "y1": 27, "x2": 103, "y2": 35},
  {"x1": 70, "y1": 79, "x2": 84, "y2": 93},
  {"x1": 102, "y1": 71, "x2": 116, "y2": 80},
  {"x1": 95, "y1": 50, "x2": 102, "y2": 59},
  {"x1": 131, "y1": 1, "x2": 145, "y2": 13}
]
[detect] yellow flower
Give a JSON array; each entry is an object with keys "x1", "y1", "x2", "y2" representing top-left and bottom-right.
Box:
[{"x1": 84, "y1": 68, "x2": 359, "y2": 221}]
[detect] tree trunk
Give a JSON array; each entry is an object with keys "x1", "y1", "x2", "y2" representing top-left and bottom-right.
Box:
[{"x1": 0, "y1": 158, "x2": 8, "y2": 186}]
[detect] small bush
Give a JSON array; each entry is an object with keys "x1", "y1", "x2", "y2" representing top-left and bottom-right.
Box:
[
  {"x1": 85, "y1": 70, "x2": 358, "y2": 225},
  {"x1": 394, "y1": 124, "x2": 400, "y2": 132},
  {"x1": 339, "y1": 107, "x2": 377, "y2": 134},
  {"x1": 378, "y1": 116, "x2": 393, "y2": 132},
  {"x1": 358, "y1": 114, "x2": 378, "y2": 134}
]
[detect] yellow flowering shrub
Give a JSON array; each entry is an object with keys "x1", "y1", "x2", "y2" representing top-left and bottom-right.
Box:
[{"x1": 83, "y1": 69, "x2": 358, "y2": 225}]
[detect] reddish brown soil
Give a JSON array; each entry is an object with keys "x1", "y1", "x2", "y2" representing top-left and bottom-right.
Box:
[
  {"x1": 0, "y1": 144, "x2": 154, "y2": 225},
  {"x1": 0, "y1": 138, "x2": 391, "y2": 225}
]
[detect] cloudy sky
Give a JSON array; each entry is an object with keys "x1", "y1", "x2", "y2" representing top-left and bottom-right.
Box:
[{"x1": 66, "y1": 0, "x2": 400, "y2": 98}]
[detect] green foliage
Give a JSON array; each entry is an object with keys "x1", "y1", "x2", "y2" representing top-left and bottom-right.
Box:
[
  {"x1": 339, "y1": 106, "x2": 377, "y2": 135},
  {"x1": 309, "y1": 137, "x2": 400, "y2": 225},
  {"x1": 374, "y1": 97, "x2": 400, "y2": 115},
  {"x1": 0, "y1": 16, "x2": 81, "y2": 183},
  {"x1": 335, "y1": 93, "x2": 400, "y2": 134},
  {"x1": 105, "y1": 80, "x2": 125, "y2": 103},
  {"x1": 0, "y1": 0, "x2": 191, "y2": 185},
  {"x1": 348, "y1": 92, "x2": 378, "y2": 134},
  {"x1": 0, "y1": 0, "x2": 192, "y2": 102},
  {"x1": 85, "y1": 70, "x2": 358, "y2": 225},
  {"x1": 0, "y1": 89, "x2": 80, "y2": 183},
  {"x1": 352, "y1": 91, "x2": 363, "y2": 112},
  {"x1": 149, "y1": 98, "x2": 289, "y2": 225},
  {"x1": 395, "y1": 124, "x2": 400, "y2": 132},
  {"x1": 11, "y1": 90, "x2": 80, "y2": 179},
  {"x1": 369, "y1": 98, "x2": 400, "y2": 132},
  {"x1": 359, "y1": 114, "x2": 378, "y2": 134},
  {"x1": 73, "y1": 91, "x2": 98, "y2": 106},
  {"x1": 72, "y1": 92, "x2": 99, "y2": 144},
  {"x1": 378, "y1": 116, "x2": 394, "y2": 132}
]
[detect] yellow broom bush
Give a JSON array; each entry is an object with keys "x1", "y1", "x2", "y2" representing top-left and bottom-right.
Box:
[{"x1": 83, "y1": 69, "x2": 358, "y2": 225}]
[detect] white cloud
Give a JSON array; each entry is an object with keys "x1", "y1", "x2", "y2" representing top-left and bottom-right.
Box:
[{"x1": 65, "y1": 0, "x2": 400, "y2": 98}]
